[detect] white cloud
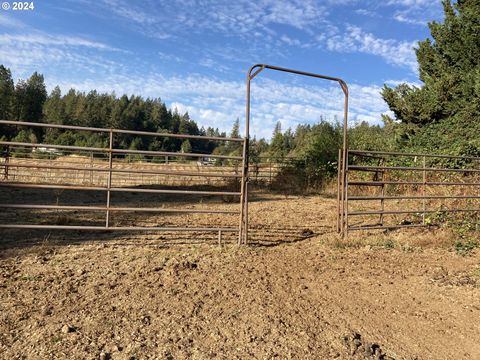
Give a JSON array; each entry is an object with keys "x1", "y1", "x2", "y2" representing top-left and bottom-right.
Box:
[
  {"x1": 104, "y1": 0, "x2": 325, "y2": 31},
  {"x1": 384, "y1": 79, "x2": 422, "y2": 87},
  {"x1": 0, "y1": 30, "x2": 124, "y2": 79},
  {"x1": 325, "y1": 25, "x2": 418, "y2": 72},
  {"x1": 69, "y1": 0, "x2": 434, "y2": 74},
  {"x1": 0, "y1": 14, "x2": 27, "y2": 29},
  {"x1": 385, "y1": 0, "x2": 433, "y2": 5},
  {"x1": 47, "y1": 71, "x2": 388, "y2": 140},
  {"x1": 102, "y1": 0, "x2": 156, "y2": 25},
  {"x1": 85, "y1": 0, "x2": 327, "y2": 48},
  {"x1": 384, "y1": 0, "x2": 443, "y2": 26},
  {"x1": 393, "y1": 13, "x2": 427, "y2": 25},
  {"x1": 0, "y1": 33, "x2": 117, "y2": 50}
]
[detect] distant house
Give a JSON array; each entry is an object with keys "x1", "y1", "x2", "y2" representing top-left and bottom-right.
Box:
[
  {"x1": 196, "y1": 157, "x2": 215, "y2": 166},
  {"x1": 32, "y1": 147, "x2": 63, "y2": 156}
]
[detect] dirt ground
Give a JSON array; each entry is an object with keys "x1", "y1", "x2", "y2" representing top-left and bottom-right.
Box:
[{"x1": 0, "y1": 193, "x2": 479, "y2": 359}]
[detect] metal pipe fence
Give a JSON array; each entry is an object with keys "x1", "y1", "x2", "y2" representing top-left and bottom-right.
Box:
[
  {"x1": 0, "y1": 120, "x2": 247, "y2": 241},
  {"x1": 1, "y1": 64, "x2": 350, "y2": 245},
  {"x1": 337, "y1": 149, "x2": 480, "y2": 235}
]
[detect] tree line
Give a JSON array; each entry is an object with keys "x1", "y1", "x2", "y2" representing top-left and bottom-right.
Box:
[{"x1": 0, "y1": 66, "x2": 228, "y2": 156}]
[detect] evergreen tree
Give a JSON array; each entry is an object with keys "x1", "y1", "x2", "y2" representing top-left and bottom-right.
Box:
[
  {"x1": 16, "y1": 72, "x2": 47, "y2": 122},
  {"x1": 381, "y1": 0, "x2": 480, "y2": 154},
  {"x1": 225, "y1": 118, "x2": 242, "y2": 155},
  {"x1": 13, "y1": 79, "x2": 27, "y2": 121},
  {"x1": 43, "y1": 86, "x2": 67, "y2": 144},
  {"x1": 270, "y1": 121, "x2": 285, "y2": 159},
  {"x1": 0, "y1": 65, "x2": 16, "y2": 140},
  {"x1": 230, "y1": 117, "x2": 240, "y2": 138},
  {"x1": 63, "y1": 89, "x2": 79, "y2": 125},
  {"x1": 181, "y1": 139, "x2": 192, "y2": 153},
  {"x1": 43, "y1": 86, "x2": 66, "y2": 124},
  {"x1": 0, "y1": 65, "x2": 14, "y2": 121}
]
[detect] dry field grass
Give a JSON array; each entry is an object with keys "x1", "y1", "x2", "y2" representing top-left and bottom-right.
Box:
[
  {"x1": 2, "y1": 155, "x2": 240, "y2": 187},
  {"x1": 1, "y1": 155, "x2": 281, "y2": 188},
  {"x1": 0, "y1": 186, "x2": 479, "y2": 359}
]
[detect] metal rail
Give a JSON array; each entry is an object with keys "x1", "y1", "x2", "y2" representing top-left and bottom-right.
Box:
[
  {"x1": 349, "y1": 149, "x2": 480, "y2": 162},
  {"x1": 337, "y1": 149, "x2": 480, "y2": 234},
  {"x1": 0, "y1": 120, "x2": 246, "y2": 239},
  {"x1": 349, "y1": 165, "x2": 480, "y2": 174},
  {"x1": 0, "y1": 204, "x2": 239, "y2": 214},
  {"x1": 0, "y1": 140, "x2": 242, "y2": 160},
  {"x1": 0, "y1": 120, "x2": 243, "y2": 142},
  {"x1": 0, "y1": 224, "x2": 238, "y2": 231},
  {"x1": 0, "y1": 182, "x2": 240, "y2": 196}
]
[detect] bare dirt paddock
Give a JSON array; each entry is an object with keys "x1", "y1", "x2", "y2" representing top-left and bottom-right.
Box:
[{"x1": 0, "y1": 193, "x2": 479, "y2": 359}]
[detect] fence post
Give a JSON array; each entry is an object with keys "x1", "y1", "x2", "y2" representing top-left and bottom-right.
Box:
[
  {"x1": 90, "y1": 151, "x2": 94, "y2": 185},
  {"x1": 380, "y1": 157, "x2": 385, "y2": 227},
  {"x1": 105, "y1": 130, "x2": 113, "y2": 228},
  {"x1": 269, "y1": 159, "x2": 272, "y2": 184},
  {"x1": 336, "y1": 148, "x2": 342, "y2": 233},
  {"x1": 3, "y1": 147, "x2": 9, "y2": 180},
  {"x1": 244, "y1": 181, "x2": 249, "y2": 245},
  {"x1": 238, "y1": 138, "x2": 248, "y2": 245},
  {"x1": 422, "y1": 156, "x2": 426, "y2": 225},
  {"x1": 340, "y1": 149, "x2": 346, "y2": 237},
  {"x1": 345, "y1": 153, "x2": 349, "y2": 237}
]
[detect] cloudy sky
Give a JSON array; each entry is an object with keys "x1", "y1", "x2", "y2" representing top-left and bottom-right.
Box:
[{"x1": 0, "y1": 0, "x2": 443, "y2": 138}]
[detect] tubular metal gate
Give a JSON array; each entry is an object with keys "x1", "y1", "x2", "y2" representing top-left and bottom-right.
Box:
[
  {"x1": 338, "y1": 149, "x2": 480, "y2": 235},
  {"x1": 0, "y1": 120, "x2": 248, "y2": 244}
]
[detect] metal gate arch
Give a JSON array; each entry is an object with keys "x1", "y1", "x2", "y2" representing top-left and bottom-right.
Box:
[{"x1": 242, "y1": 64, "x2": 349, "y2": 244}]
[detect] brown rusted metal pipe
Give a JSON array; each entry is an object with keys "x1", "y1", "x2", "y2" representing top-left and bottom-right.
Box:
[
  {"x1": 0, "y1": 204, "x2": 240, "y2": 214},
  {"x1": 0, "y1": 120, "x2": 243, "y2": 142},
  {"x1": 0, "y1": 182, "x2": 241, "y2": 196},
  {"x1": 0, "y1": 224, "x2": 239, "y2": 232}
]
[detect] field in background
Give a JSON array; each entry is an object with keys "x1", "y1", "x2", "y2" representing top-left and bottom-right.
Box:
[{"x1": 1, "y1": 150, "x2": 298, "y2": 188}]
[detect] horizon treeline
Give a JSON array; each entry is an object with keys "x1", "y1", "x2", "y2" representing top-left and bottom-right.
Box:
[{"x1": 0, "y1": 65, "x2": 231, "y2": 156}]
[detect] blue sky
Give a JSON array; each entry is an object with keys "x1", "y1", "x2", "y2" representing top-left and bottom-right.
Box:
[{"x1": 0, "y1": 0, "x2": 443, "y2": 138}]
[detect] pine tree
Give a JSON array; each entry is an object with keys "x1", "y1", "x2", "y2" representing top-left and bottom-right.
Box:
[
  {"x1": 17, "y1": 72, "x2": 47, "y2": 122},
  {"x1": 382, "y1": 0, "x2": 480, "y2": 125},
  {"x1": 270, "y1": 121, "x2": 285, "y2": 159},
  {"x1": 0, "y1": 65, "x2": 14, "y2": 121},
  {"x1": 225, "y1": 118, "x2": 242, "y2": 155},
  {"x1": 230, "y1": 118, "x2": 240, "y2": 138},
  {"x1": 43, "y1": 86, "x2": 66, "y2": 124},
  {"x1": 181, "y1": 139, "x2": 192, "y2": 153}
]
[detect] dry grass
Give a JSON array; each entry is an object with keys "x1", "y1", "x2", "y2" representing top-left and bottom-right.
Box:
[{"x1": 2, "y1": 155, "x2": 285, "y2": 188}]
